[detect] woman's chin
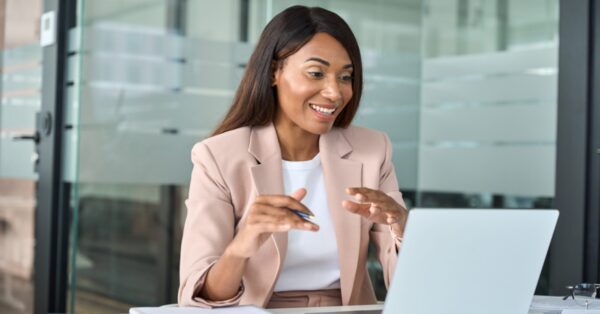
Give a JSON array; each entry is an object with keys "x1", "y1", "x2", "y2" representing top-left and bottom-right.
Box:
[{"x1": 306, "y1": 122, "x2": 335, "y2": 135}]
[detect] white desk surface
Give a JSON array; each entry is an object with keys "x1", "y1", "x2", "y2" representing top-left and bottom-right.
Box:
[
  {"x1": 268, "y1": 296, "x2": 573, "y2": 313},
  {"x1": 131, "y1": 296, "x2": 591, "y2": 313},
  {"x1": 269, "y1": 304, "x2": 557, "y2": 314}
]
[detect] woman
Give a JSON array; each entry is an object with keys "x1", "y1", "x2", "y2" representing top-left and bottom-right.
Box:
[{"x1": 178, "y1": 5, "x2": 408, "y2": 309}]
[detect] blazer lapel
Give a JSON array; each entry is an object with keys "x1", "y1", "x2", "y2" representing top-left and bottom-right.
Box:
[
  {"x1": 320, "y1": 129, "x2": 362, "y2": 305},
  {"x1": 248, "y1": 124, "x2": 288, "y2": 306}
]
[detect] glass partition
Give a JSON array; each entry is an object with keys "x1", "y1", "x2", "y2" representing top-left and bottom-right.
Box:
[
  {"x1": 66, "y1": 0, "x2": 251, "y2": 312},
  {"x1": 418, "y1": 0, "x2": 557, "y2": 211},
  {"x1": 65, "y1": 0, "x2": 559, "y2": 311},
  {"x1": 0, "y1": 1, "x2": 42, "y2": 314}
]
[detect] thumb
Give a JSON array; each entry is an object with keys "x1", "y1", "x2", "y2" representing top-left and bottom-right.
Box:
[{"x1": 290, "y1": 188, "x2": 307, "y2": 201}]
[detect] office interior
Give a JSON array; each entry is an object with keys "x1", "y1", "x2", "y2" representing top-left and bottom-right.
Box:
[{"x1": 0, "y1": 0, "x2": 598, "y2": 313}]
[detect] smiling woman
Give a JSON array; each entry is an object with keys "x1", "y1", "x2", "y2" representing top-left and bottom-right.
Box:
[
  {"x1": 178, "y1": 5, "x2": 408, "y2": 309},
  {"x1": 272, "y1": 32, "x2": 354, "y2": 160}
]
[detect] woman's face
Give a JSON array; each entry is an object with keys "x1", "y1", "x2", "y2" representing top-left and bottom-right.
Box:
[{"x1": 273, "y1": 32, "x2": 353, "y2": 136}]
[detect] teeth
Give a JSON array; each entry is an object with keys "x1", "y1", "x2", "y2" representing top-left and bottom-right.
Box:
[{"x1": 310, "y1": 104, "x2": 335, "y2": 115}]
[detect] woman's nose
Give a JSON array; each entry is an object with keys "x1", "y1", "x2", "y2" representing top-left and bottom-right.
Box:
[{"x1": 321, "y1": 78, "x2": 343, "y2": 102}]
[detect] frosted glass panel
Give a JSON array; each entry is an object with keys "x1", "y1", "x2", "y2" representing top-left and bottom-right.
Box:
[
  {"x1": 0, "y1": 44, "x2": 41, "y2": 180},
  {"x1": 419, "y1": 46, "x2": 557, "y2": 197},
  {"x1": 65, "y1": 26, "x2": 253, "y2": 184},
  {"x1": 421, "y1": 104, "x2": 556, "y2": 143},
  {"x1": 419, "y1": 145, "x2": 555, "y2": 196}
]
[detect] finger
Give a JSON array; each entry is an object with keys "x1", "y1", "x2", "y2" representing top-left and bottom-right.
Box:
[
  {"x1": 371, "y1": 202, "x2": 406, "y2": 220},
  {"x1": 255, "y1": 194, "x2": 314, "y2": 216},
  {"x1": 370, "y1": 204, "x2": 401, "y2": 217},
  {"x1": 290, "y1": 188, "x2": 307, "y2": 201},
  {"x1": 252, "y1": 222, "x2": 292, "y2": 233},
  {"x1": 346, "y1": 187, "x2": 383, "y2": 203},
  {"x1": 346, "y1": 187, "x2": 377, "y2": 196},
  {"x1": 342, "y1": 200, "x2": 371, "y2": 218},
  {"x1": 369, "y1": 204, "x2": 382, "y2": 215},
  {"x1": 369, "y1": 203, "x2": 402, "y2": 221},
  {"x1": 249, "y1": 203, "x2": 288, "y2": 218},
  {"x1": 254, "y1": 216, "x2": 319, "y2": 232},
  {"x1": 254, "y1": 204, "x2": 301, "y2": 221},
  {"x1": 253, "y1": 207, "x2": 319, "y2": 231}
]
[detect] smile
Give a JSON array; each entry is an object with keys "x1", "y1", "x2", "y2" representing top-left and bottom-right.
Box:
[{"x1": 309, "y1": 103, "x2": 336, "y2": 115}]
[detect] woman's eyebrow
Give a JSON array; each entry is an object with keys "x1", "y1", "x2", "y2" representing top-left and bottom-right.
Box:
[
  {"x1": 305, "y1": 57, "x2": 330, "y2": 66},
  {"x1": 304, "y1": 57, "x2": 353, "y2": 69}
]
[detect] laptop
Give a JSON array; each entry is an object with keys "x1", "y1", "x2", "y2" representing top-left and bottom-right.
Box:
[
  {"x1": 381, "y1": 208, "x2": 559, "y2": 314},
  {"x1": 315, "y1": 208, "x2": 558, "y2": 314}
]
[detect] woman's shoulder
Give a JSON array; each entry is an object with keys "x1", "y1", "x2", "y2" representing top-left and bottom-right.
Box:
[
  {"x1": 192, "y1": 126, "x2": 252, "y2": 158},
  {"x1": 337, "y1": 125, "x2": 390, "y2": 148}
]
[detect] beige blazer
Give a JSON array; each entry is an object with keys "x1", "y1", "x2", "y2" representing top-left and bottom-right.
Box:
[{"x1": 178, "y1": 123, "x2": 405, "y2": 308}]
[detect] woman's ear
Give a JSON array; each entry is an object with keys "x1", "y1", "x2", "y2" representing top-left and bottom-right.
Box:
[{"x1": 271, "y1": 60, "x2": 279, "y2": 86}]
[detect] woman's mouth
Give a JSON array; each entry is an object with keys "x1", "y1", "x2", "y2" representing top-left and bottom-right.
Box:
[{"x1": 309, "y1": 103, "x2": 336, "y2": 115}]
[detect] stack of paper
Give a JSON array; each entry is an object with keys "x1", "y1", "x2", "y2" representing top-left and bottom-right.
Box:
[{"x1": 130, "y1": 305, "x2": 272, "y2": 314}]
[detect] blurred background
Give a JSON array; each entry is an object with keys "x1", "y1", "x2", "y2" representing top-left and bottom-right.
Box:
[{"x1": 1, "y1": 0, "x2": 598, "y2": 313}]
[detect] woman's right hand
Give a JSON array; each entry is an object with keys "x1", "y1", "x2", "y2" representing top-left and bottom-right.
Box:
[{"x1": 225, "y1": 188, "x2": 320, "y2": 259}]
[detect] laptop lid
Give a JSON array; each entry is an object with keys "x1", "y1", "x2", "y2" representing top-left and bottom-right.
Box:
[{"x1": 382, "y1": 208, "x2": 558, "y2": 314}]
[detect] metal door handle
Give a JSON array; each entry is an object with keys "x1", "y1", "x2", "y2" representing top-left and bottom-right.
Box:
[{"x1": 12, "y1": 132, "x2": 40, "y2": 144}]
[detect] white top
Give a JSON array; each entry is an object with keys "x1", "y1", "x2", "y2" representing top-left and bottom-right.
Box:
[{"x1": 273, "y1": 154, "x2": 341, "y2": 292}]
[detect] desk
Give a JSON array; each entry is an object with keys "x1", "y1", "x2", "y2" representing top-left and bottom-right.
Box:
[
  {"x1": 131, "y1": 296, "x2": 589, "y2": 313},
  {"x1": 270, "y1": 304, "x2": 556, "y2": 314}
]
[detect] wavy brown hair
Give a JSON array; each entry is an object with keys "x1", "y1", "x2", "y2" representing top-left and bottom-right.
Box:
[{"x1": 211, "y1": 5, "x2": 363, "y2": 136}]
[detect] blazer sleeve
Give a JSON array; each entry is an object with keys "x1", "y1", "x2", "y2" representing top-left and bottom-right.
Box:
[
  {"x1": 178, "y1": 142, "x2": 244, "y2": 307},
  {"x1": 369, "y1": 132, "x2": 406, "y2": 288}
]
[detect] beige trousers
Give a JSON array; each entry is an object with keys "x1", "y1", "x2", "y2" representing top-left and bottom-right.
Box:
[{"x1": 266, "y1": 289, "x2": 343, "y2": 308}]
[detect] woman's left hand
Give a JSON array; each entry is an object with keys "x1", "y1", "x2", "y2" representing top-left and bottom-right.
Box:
[{"x1": 342, "y1": 187, "x2": 408, "y2": 236}]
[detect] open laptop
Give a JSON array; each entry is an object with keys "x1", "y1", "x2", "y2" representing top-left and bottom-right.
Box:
[
  {"x1": 316, "y1": 208, "x2": 558, "y2": 314},
  {"x1": 384, "y1": 208, "x2": 558, "y2": 314}
]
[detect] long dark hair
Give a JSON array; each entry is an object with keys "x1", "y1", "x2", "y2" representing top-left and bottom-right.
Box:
[{"x1": 211, "y1": 5, "x2": 363, "y2": 136}]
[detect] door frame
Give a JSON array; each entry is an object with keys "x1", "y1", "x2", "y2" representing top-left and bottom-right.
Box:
[
  {"x1": 550, "y1": 0, "x2": 600, "y2": 294},
  {"x1": 34, "y1": 0, "x2": 75, "y2": 312}
]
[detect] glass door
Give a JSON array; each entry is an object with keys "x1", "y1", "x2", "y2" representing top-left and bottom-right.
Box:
[
  {"x1": 0, "y1": 1, "x2": 42, "y2": 314},
  {"x1": 65, "y1": 0, "x2": 252, "y2": 312}
]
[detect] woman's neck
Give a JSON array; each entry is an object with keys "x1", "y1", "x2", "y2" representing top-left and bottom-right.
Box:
[{"x1": 274, "y1": 123, "x2": 319, "y2": 161}]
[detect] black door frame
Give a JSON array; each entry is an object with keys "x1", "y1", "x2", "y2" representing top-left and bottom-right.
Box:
[
  {"x1": 549, "y1": 0, "x2": 600, "y2": 294},
  {"x1": 34, "y1": 0, "x2": 75, "y2": 313},
  {"x1": 587, "y1": 0, "x2": 600, "y2": 286}
]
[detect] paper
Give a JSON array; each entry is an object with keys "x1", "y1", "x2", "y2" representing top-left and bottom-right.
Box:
[{"x1": 130, "y1": 305, "x2": 272, "y2": 314}]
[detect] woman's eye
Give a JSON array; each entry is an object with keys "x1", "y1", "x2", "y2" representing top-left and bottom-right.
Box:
[
  {"x1": 308, "y1": 71, "x2": 324, "y2": 78},
  {"x1": 340, "y1": 74, "x2": 353, "y2": 82}
]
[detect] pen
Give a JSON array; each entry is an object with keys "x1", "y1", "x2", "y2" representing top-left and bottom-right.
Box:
[{"x1": 287, "y1": 208, "x2": 315, "y2": 221}]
